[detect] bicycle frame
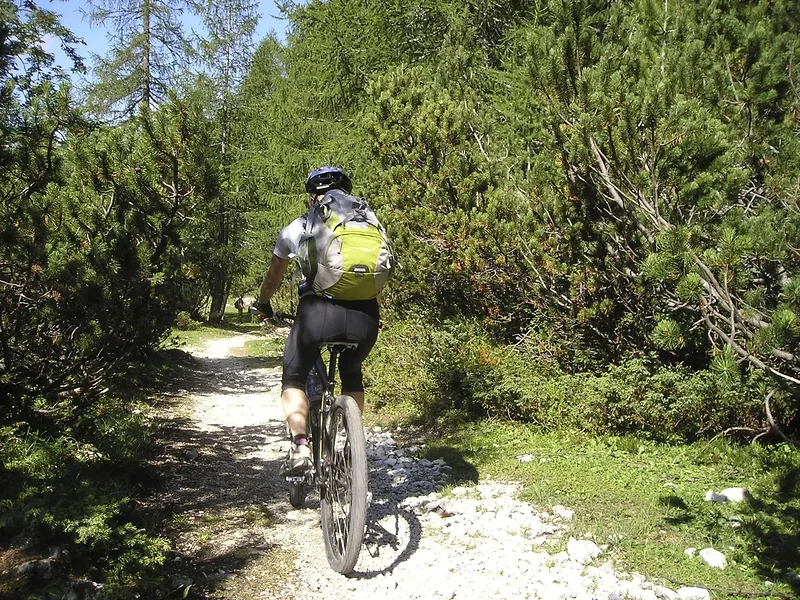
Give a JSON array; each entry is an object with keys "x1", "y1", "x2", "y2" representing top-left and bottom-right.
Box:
[
  {"x1": 255, "y1": 307, "x2": 368, "y2": 573},
  {"x1": 294, "y1": 343, "x2": 356, "y2": 494}
]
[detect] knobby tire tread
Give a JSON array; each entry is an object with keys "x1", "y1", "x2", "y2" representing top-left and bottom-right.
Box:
[
  {"x1": 320, "y1": 395, "x2": 368, "y2": 575},
  {"x1": 289, "y1": 483, "x2": 306, "y2": 508}
]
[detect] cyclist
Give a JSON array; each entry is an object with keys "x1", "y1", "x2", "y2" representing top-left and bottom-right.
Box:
[{"x1": 258, "y1": 166, "x2": 380, "y2": 474}]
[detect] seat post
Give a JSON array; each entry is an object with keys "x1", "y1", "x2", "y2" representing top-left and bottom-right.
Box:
[
  {"x1": 325, "y1": 348, "x2": 338, "y2": 392},
  {"x1": 321, "y1": 343, "x2": 359, "y2": 396}
]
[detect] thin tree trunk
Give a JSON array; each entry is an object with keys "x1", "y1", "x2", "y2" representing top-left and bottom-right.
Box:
[{"x1": 142, "y1": 0, "x2": 152, "y2": 108}]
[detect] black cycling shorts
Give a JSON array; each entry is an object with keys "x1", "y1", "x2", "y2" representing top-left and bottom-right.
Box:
[{"x1": 282, "y1": 294, "x2": 380, "y2": 394}]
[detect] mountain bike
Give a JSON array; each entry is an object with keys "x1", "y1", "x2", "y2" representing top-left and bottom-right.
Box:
[{"x1": 250, "y1": 307, "x2": 368, "y2": 574}]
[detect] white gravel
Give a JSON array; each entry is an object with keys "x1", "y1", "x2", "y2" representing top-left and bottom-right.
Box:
[{"x1": 176, "y1": 334, "x2": 702, "y2": 600}]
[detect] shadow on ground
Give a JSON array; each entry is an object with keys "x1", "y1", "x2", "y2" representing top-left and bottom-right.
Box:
[
  {"x1": 149, "y1": 413, "x2": 287, "y2": 598},
  {"x1": 657, "y1": 461, "x2": 800, "y2": 597},
  {"x1": 747, "y1": 464, "x2": 800, "y2": 597},
  {"x1": 142, "y1": 348, "x2": 292, "y2": 599},
  {"x1": 352, "y1": 444, "x2": 478, "y2": 579},
  {"x1": 153, "y1": 351, "x2": 283, "y2": 397}
]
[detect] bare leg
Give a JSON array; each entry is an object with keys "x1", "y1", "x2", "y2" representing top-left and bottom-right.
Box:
[{"x1": 282, "y1": 387, "x2": 309, "y2": 437}]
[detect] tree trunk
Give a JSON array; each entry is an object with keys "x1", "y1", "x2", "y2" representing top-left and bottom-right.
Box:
[
  {"x1": 208, "y1": 277, "x2": 230, "y2": 323},
  {"x1": 142, "y1": 0, "x2": 151, "y2": 109},
  {"x1": 207, "y1": 201, "x2": 230, "y2": 323}
]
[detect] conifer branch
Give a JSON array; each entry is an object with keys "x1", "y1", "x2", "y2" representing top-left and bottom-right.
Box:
[{"x1": 589, "y1": 138, "x2": 657, "y2": 246}]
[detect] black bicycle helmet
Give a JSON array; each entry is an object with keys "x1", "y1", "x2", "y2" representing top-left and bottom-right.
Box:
[{"x1": 305, "y1": 166, "x2": 352, "y2": 194}]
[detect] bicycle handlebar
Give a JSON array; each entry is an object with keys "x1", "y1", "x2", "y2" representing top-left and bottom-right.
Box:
[{"x1": 248, "y1": 305, "x2": 295, "y2": 322}]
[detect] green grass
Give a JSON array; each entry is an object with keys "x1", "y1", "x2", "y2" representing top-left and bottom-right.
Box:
[
  {"x1": 408, "y1": 418, "x2": 800, "y2": 599},
  {"x1": 238, "y1": 336, "x2": 284, "y2": 359},
  {"x1": 165, "y1": 303, "x2": 268, "y2": 350}
]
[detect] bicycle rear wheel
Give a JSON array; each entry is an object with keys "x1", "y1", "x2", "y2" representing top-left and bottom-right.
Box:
[
  {"x1": 320, "y1": 395, "x2": 368, "y2": 574},
  {"x1": 289, "y1": 482, "x2": 306, "y2": 508}
]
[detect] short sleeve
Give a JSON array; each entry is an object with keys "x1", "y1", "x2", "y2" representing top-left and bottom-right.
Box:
[{"x1": 273, "y1": 216, "x2": 306, "y2": 259}]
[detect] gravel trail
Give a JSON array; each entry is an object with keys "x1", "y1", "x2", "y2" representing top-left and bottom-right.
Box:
[{"x1": 157, "y1": 333, "x2": 706, "y2": 600}]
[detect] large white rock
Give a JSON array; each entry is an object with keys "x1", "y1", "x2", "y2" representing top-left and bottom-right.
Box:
[
  {"x1": 654, "y1": 585, "x2": 680, "y2": 600},
  {"x1": 699, "y1": 547, "x2": 727, "y2": 569},
  {"x1": 623, "y1": 588, "x2": 657, "y2": 600},
  {"x1": 566, "y1": 537, "x2": 602, "y2": 564},
  {"x1": 677, "y1": 587, "x2": 710, "y2": 600},
  {"x1": 705, "y1": 487, "x2": 751, "y2": 503},
  {"x1": 704, "y1": 490, "x2": 728, "y2": 503},
  {"x1": 553, "y1": 505, "x2": 575, "y2": 520},
  {"x1": 719, "y1": 487, "x2": 751, "y2": 502}
]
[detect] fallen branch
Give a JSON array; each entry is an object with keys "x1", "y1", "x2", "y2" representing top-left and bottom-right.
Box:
[{"x1": 764, "y1": 388, "x2": 799, "y2": 446}]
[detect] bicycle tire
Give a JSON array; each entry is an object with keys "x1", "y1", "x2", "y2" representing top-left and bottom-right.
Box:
[
  {"x1": 289, "y1": 482, "x2": 306, "y2": 508},
  {"x1": 320, "y1": 395, "x2": 368, "y2": 574}
]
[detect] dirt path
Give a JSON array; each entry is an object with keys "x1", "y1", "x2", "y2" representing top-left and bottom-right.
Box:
[
  {"x1": 154, "y1": 333, "x2": 422, "y2": 599},
  {"x1": 153, "y1": 332, "x2": 298, "y2": 598},
  {"x1": 152, "y1": 333, "x2": 689, "y2": 600}
]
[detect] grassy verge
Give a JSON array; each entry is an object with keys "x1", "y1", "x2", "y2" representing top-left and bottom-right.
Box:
[
  {"x1": 166, "y1": 304, "x2": 266, "y2": 350},
  {"x1": 378, "y1": 415, "x2": 799, "y2": 599},
  {"x1": 0, "y1": 312, "x2": 277, "y2": 600}
]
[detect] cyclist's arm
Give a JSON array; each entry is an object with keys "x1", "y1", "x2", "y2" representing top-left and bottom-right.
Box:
[{"x1": 259, "y1": 253, "x2": 291, "y2": 305}]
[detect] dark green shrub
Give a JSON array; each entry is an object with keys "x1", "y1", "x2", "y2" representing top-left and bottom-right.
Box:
[
  {"x1": 364, "y1": 317, "x2": 446, "y2": 417},
  {"x1": 174, "y1": 310, "x2": 203, "y2": 331},
  {"x1": 368, "y1": 318, "x2": 772, "y2": 442},
  {"x1": 1, "y1": 400, "x2": 170, "y2": 599},
  {"x1": 574, "y1": 360, "x2": 767, "y2": 441}
]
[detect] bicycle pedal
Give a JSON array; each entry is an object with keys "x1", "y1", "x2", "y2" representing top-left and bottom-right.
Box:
[{"x1": 285, "y1": 475, "x2": 305, "y2": 484}]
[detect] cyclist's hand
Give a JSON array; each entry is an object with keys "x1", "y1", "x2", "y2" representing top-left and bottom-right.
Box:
[{"x1": 258, "y1": 302, "x2": 274, "y2": 319}]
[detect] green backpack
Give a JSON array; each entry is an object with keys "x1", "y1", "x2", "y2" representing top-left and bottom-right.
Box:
[{"x1": 296, "y1": 189, "x2": 395, "y2": 301}]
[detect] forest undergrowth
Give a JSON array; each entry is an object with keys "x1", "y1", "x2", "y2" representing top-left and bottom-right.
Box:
[
  {"x1": 1, "y1": 315, "x2": 798, "y2": 599},
  {"x1": 363, "y1": 317, "x2": 800, "y2": 599}
]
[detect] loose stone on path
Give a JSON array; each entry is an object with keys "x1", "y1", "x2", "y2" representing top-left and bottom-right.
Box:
[{"x1": 174, "y1": 336, "x2": 710, "y2": 600}]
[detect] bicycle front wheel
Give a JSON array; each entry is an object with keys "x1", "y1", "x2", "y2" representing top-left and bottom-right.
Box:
[{"x1": 320, "y1": 395, "x2": 368, "y2": 574}]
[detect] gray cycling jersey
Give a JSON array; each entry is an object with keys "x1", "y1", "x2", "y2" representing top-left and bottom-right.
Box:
[{"x1": 273, "y1": 215, "x2": 307, "y2": 260}]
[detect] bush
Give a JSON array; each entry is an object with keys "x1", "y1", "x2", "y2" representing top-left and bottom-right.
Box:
[
  {"x1": 174, "y1": 311, "x2": 203, "y2": 330},
  {"x1": 573, "y1": 360, "x2": 767, "y2": 441},
  {"x1": 364, "y1": 317, "x2": 446, "y2": 417},
  {"x1": 0, "y1": 397, "x2": 170, "y2": 599},
  {"x1": 368, "y1": 318, "x2": 771, "y2": 442}
]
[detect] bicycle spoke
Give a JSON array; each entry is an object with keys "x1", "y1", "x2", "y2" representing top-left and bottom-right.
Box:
[
  {"x1": 327, "y1": 412, "x2": 352, "y2": 554},
  {"x1": 320, "y1": 395, "x2": 367, "y2": 574}
]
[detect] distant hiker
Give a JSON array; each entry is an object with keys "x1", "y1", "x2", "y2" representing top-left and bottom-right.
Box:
[{"x1": 234, "y1": 296, "x2": 245, "y2": 322}]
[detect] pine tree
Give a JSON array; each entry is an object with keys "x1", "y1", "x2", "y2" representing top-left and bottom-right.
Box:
[
  {"x1": 235, "y1": 35, "x2": 300, "y2": 299},
  {"x1": 85, "y1": 0, "x2": 191, "y2": 117},
  {"x1": 0, "y1": 0, "x2": 84, "y2": 418},
  {"x1": 502, "y1": 0, "x2": 800, "y2": 419},
  {"x1": 192, "y1": 0, "x2": 259, "y2": 322}
]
